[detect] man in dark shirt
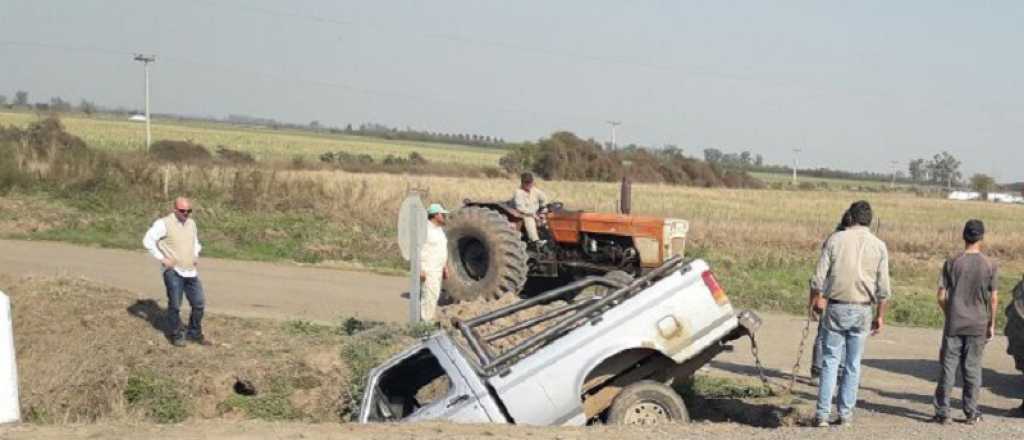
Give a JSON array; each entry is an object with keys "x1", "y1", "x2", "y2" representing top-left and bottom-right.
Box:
[{"x1": 932, "y1": 219, "x2": 999, "y2": 425}]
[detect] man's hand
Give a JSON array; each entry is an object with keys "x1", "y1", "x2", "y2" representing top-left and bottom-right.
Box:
[
  {"x1": 988, "y1": 325, "x2": 995, "y2": 341},
  {"x1": 419, "y1": 272, "x2": 426, "y2": 282},
  {"x1": 443, "y1": 266, "x2": 450, "y2": 280},
  {"x1": 161, "y1": 257, "x2": 176, "y2": 269},
  {"x1": 871, "y1": 317, "x2": 884, "y2": 336}
]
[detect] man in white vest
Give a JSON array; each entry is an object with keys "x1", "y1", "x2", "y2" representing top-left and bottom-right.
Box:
[{"x1": 143, "y1": 197, "x2": 209, "y2": 347}]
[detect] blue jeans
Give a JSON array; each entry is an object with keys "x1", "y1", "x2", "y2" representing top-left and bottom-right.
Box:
[
  {"x1": 163, "y1": 269, "x2": 205, "y2": 339},
  {"x1": 816, "y1": 303, "x2": 871, "y2": 420},
  {"x1": 812, "y1": 317, "x2": 846, "y2": 377}
]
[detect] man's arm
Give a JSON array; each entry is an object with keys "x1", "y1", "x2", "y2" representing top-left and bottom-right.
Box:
[
  {"x1": 937, "y1": 287, "x2": 948, "y2": 313},
  {"x1": 873, "y1": 300, "x2": 888, "y2": 336},
  {"x1": 989, "y1": 290, "x2": 999, "y2": 339},
  {"x1": 142, "y1": 220, "x2": 174, "y2": 268},
  {"x1": 872, "y1": 243, "x2": 892, "y2": 335}
]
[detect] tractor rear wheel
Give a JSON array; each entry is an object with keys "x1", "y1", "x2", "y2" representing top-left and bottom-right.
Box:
[{"x1": 443, "y1": 206, "x2": 529, "y2": 302}]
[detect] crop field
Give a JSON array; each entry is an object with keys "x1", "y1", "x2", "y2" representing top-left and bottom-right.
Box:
[
  {"x1": 750, "y1": 171, "x2": 920, "y2": 191},
  {"x1": 0, "y1": 111, "x2": 505, "y2": 166}
]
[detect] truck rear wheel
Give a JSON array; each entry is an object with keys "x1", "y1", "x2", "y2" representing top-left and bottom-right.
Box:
[
  {"x1": 443, "y1": 206, "x2": 529, "y2": 302},
  {"x1": 606, "y1": 380, "x2": 689, "y2": 425}
]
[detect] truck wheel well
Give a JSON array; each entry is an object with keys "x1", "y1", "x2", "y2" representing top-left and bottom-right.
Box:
[{"x1": 580, "y1": 348, "x2": 675, "y2": 420}]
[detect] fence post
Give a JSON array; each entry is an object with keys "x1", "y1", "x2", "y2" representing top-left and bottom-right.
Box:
[
  {"x1": 162, "y1": 166, "x2": 170, "y2": 198},
  {"x1": 0, "y1": 290, "x2": 19, "y2": 424}
]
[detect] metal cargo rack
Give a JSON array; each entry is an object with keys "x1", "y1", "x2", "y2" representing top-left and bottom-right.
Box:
[{"x1": 454, "y1": 256, "x2": 688, "y2": 377}]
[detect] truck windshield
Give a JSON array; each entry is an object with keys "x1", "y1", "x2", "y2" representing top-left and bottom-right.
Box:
[{"x1": 366, "y1": 348, "x2": 452, "y2": 421}]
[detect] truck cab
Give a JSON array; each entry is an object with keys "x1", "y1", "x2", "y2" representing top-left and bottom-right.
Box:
[{"x1": 359, "y1": 334, "x2": 505, "y2": 423}]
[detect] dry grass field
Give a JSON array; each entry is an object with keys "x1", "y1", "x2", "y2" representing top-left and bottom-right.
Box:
[{"x1": 0, "y1": 111, "x2": 505, "y2": 166}]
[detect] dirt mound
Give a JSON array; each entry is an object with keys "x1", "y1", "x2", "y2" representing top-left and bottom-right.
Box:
[
  {"x1": 150, "y1": 140, "x2": 212, "y2": 162},
  {"x1": 4, "y1": 274, "x2": 347, "y2": 424},
  {"x1": 438, "y1": 288, "x2": 606, "y2": 358}
]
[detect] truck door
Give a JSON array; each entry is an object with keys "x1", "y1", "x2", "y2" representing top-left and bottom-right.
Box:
[{"x1": 362, "y1": 338, "x2": 497, "y2": 423}]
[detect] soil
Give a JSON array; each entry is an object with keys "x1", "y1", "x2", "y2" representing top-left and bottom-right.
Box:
[
  {"x1": 438, "y1": 290, "x2": 584, "y2": 356},
  {"x1": 1, "y1": 273, "x2": 348, "y2": 423},
  {"x1": 5, "y1": 418, "x2": 1024, "y2": 440}
]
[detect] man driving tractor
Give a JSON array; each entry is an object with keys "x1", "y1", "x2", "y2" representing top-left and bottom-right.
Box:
[{"x1": 513, "y1": 172, "x2": 548, "y2": 249}]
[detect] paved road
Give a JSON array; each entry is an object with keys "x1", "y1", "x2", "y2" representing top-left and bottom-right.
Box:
[
  {"x1": 1, "y1": 238, "x2": 1022, "y2": 428},
  {"x1": 0, "y1": 239, "x2": 410, "y2": 322}
]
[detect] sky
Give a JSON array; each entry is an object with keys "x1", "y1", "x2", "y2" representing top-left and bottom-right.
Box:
[{"x1": 1, "y1": 0, "x2": 1022, "y2": 181}]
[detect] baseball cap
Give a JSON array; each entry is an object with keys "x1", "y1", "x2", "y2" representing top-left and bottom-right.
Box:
[
  {"x1": 427, "y1": 203, "x2": 449, "y2": 215},
  {"x1": 963, "y1": 219, "x2": 985, "y2": 243}
]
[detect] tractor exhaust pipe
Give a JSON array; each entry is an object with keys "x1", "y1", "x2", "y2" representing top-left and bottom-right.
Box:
[{"x1": 620, "y1": 176, "x2": 632, "y2": 214}]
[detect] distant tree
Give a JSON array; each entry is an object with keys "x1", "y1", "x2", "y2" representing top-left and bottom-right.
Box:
[
  {"x1": 755, "y1": 154, "x2": 764, "y2": 167},
  {"x1": 309, "y1": 120, "x2": 321, "y2": 130},
  {"x1": 33, "y1": 102, "x2": 49, "y2": 111},
  {"x1": 908, "y1": 158, "x2": 928, "y2": 182},
  {"x1": 79, "y1": 99, "x2": 97, "y2": 115},
  {"x1": 703, "y1": 148, "x2": 724, "y2": 163},
  {"x1": 14, "y1": 90, "x2": 28, "y2": 106},
  {"x1": 739, "y1": 151, "x2": 752, "y2": 166},
  {"x1": 48, "y1": 97, "x2": 72, "y2": 112},
  {"x1": 927, "y1": 151, "x2": 962, "y2": 188},
  {"x1": 0, "y1": 95, "x2": 6, "y2": 106},
  {"x1": 969, "y1": 173, "x2": 996, "y2": 199},
  {"x1": 344, "y1": 123, "x2": 353, "y2": 133}
]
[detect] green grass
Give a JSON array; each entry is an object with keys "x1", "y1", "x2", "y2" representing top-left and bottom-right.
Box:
[
  {"x1": 124, "y1": 370, "x2": 189, "y2": 424},
  {"x1": 218, "y1": 376, "x2": 302, "y2": 421},
  {"x1": 686, "y1": 375, "x2": 773, "y2": 399},
  {"x1": 0, "y1": 111, "x2": 505, "y2": 166}
]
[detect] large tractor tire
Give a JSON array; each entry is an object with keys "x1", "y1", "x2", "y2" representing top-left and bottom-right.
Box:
[{"x1": 443, "y1": 206, "x2": 529, "y2": 302}]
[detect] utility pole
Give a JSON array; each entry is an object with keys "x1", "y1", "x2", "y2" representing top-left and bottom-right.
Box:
[
  {"x1": 890, "y1": 160, "x2": 899, "y2": 189},
  {"x1": 791, "y1": 148, "x2": 802, "y2": 185},
  {"x1": 606, "y1": 121, "x2": 621, "y2": 149},
  {"x1": 133, "y1": 54, "x2": 156, "y2": 150}
]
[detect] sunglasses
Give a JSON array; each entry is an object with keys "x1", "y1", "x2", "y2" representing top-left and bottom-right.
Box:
[{"x1": 177, "y1": 209, "x2": 193, "y2": 214}]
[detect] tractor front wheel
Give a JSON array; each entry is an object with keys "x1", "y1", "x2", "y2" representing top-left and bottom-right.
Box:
[{"x1": 443, "y1": 206, "x2": 529, "y2": 302}]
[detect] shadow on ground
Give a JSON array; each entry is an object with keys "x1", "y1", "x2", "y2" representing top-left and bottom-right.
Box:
[
  {"x1": 862, "y1": 358, "x2": 1024, "y2": 401},
  {"x1": 127, "y1": 299, "x2": 168, "y2": 335}
]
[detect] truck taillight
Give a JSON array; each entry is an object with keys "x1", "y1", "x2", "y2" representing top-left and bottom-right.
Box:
[{"x1": 701, "y1": 270, "x2": 729, "y2": 305}]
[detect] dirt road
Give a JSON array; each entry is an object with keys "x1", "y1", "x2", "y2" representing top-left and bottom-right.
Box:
[
  {"x1": 0, "y1": 238, "x2": 409, "y2": 322},
  {"x1": 1, "y1": 238, "x2": 1023, "y2": 438}
]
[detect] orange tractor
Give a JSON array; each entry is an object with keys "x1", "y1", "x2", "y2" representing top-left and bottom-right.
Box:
[{"x1": 442, "y1": 198, "x2": 690, "y2": 301}]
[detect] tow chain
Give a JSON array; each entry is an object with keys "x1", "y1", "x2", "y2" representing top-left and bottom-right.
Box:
[{"x1": 747, "y1": 316, "x2": 814, "y2": 396}]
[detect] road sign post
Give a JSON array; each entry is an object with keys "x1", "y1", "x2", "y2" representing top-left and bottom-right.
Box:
[
  {"x1": 398, "y1": 192, "x2": 428, "y2": 324},
  {"x1": 0, "y1": 291, "x2": 19, "y2": 424}
]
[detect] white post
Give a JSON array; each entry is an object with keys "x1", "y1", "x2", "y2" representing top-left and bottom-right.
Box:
[
  {"x1": 409, "y1": 217, "x2": 422, "y2": 324},
  {"x1": 144, "y1": 62, "x2": 152, "y2": 150},
  {"x1": 0, "y1": 291, "x2": 19, "y2": 424}
]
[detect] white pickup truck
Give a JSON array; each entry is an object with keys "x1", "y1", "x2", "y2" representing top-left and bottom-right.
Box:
[{"x1": 358, "y1": 257, "x2": 761, "y2": 426}]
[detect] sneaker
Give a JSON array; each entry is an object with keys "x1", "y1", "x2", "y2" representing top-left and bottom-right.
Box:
[
  {"x1": 170, "y1": 336, "x2": 186, "y2": 347},
  {"x1": 929, "y1": 415, "x2": 951, "y2": 425},
  {"x1": 812, "y1": 417, "x2": 830, "y2": 428},
  {"x1": 964, "y1": 414, "x2": 983, "y2": 425},
  {"x1": 838, "y1": 417, "x2": 852, "y2": 427}
]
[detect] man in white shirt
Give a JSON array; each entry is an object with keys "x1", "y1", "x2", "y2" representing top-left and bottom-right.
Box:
[
  {"x1": 419, "y1": 203, "x2": 449, "y2": 322},
  {"x1": 142, "y1": 197, "x2": 209, "y2": 347}
]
